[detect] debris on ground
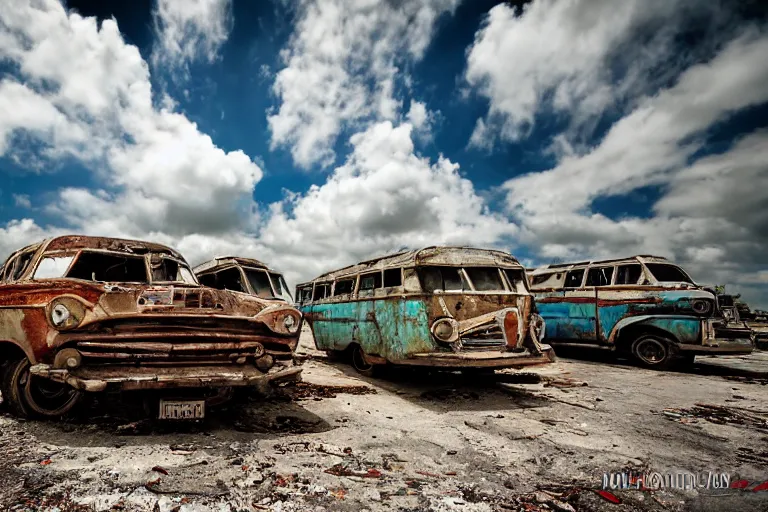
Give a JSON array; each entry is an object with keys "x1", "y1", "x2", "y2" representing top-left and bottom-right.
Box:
[
  {"x1": 660, "y1": 403, "x2": 768, "y2": 432},
  {"x1": 287, "y1": 382, "x2": 377, "y2": 400}
]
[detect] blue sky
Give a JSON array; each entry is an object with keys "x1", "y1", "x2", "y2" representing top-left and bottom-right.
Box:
[{"x1": 0, "y1": 0, "x2": 767, "y2": 307}]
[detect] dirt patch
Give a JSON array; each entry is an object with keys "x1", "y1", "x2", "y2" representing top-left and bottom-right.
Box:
[{"x1": 286, "y1": 382, "x2": 377, "y2": 401}]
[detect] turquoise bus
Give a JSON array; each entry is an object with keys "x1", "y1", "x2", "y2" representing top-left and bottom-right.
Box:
[
  {"x1": 295, "y1": 247, "x2": 555, "y2": 375},
  {"x1": 527, "y1": 255, "x2": 754, "y2": 368}
]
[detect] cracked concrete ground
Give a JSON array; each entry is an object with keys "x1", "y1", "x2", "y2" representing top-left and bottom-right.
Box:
[{"x1": 1, "y1": 327, "x2": 767, "y2": 512}]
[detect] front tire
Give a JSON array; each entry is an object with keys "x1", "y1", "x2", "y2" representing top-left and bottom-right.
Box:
[
  {"x1": 1, "y1": 358, "x2": 81, "y2": 418},
  {"x1": 631, "y1": 334, "x2": 675, "y2": 369}
]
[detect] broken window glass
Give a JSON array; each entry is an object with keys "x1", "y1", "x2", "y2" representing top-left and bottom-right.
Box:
[
  {"x1": 244, "y1": 268, "x2": 275, "y2": 298},
  {"x1": 465, "y1": 267, "x2": 504, "y2": 291},
  {"x1": 645, "y1": 263, "x2": 693, "y2": 283},
  {"x1": 616, "y1": 264, "x2": 642, "y2": 285},
  {"x1": 66, "y1": 252, "x2": 147, "y2": 282},
  {"x1": 564, "y1": 269, "x2": 585, "y2": 288},
  {"x1": 33, "y1": 256, "x2": 75, "y2": 279},
  {"x1": 586, "y1": 267, "x2": 614, "y2": 287}
]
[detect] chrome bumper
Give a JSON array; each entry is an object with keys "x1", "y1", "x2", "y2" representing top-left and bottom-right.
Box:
[{"x1": 30, "y1": 361, "x2": 302, "y2": 392}]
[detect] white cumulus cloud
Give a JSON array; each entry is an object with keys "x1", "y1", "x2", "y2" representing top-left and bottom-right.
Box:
[{"x1": 268, "y1": 0, "x2": 459, "y2": 169}]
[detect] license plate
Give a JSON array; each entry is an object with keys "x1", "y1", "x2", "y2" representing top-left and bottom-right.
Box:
[{"x1": 158, "y1": 399, "x2": 205, "y2": 420}]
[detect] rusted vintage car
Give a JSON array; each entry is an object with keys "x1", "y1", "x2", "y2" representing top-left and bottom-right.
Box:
[
  {"x1": 0, "y1": 236, "x2": 302, "y2": 419},
  {"x1": 527, "y1": 255, "x2": 754, "y2": 368},
  {"x1": 193, "y1": 257, "x2": 293, "y2": 303},
  {"x1": 295, "y1": 247, "x2": 555, "y2": 375}
]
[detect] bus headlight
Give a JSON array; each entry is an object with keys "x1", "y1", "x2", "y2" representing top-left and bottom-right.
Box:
[{"x1": 431, "y1": 318, "x2": 459, "y2": 343}]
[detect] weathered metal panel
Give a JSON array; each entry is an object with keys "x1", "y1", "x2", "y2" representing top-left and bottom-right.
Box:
[{"x1": 303, "y1": 299, "x2": 432, "y2": 359}]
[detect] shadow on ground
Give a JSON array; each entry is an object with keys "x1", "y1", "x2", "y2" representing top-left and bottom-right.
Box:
[{"x1": 6, "y1": 387, "x2": 335, "y2": 449}]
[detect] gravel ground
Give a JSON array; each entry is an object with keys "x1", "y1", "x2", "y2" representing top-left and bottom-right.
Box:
[{"x1": 1, "y1": 327, "x2": 767, "y2": 512}]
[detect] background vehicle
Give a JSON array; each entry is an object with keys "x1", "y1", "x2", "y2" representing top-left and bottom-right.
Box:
[
  {"x1": 527, "y1": 255, "x2": 754, "y2": 368},
  {"x1": 0, "y1": 236, "x2": 302, "y2": 419},
  {"x1": 296, "y1": 246, "x2": 554, "y2": 375},
  {"x1": 194, "y1": 256, "x2": 294, "y2": 303}
]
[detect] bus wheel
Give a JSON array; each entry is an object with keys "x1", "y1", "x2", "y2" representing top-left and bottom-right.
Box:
[
  {"x1": 350, "y1": 345, "x2": 376, "y2": 377},
  {"x1": 631, "y1": 335, "x2": 674, "y2": 369},
  {"x1": 1, "y1": 358, "x2": 81, "y2": 418}
]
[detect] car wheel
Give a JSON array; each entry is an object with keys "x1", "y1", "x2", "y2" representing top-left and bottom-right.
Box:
[
  {"x1": 631, "y1": 334, "x2": 674, "y2": 369},
  {"x1": 1, "y1": 358, "x2": 81, "y2": 418},
  {"x1": 350, "y1": 345, "x2": 376, "y2": 377}
]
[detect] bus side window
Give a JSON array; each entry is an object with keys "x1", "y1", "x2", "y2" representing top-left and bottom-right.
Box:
[
  {"x1": 299, "y1": 286, "x2": 313, "y2": 304},
  {"x1": 312, "y1": 283, "x2": 330, "y2": 301},
  {"x1": 383, "y1": 268, "x2": 402, "y2": 288},
  {"x1": 333, "y1": 278, "x2": 355, "y2": 297},
  {"x1": 586, "y1": 266, "x2": 614, "y2": 287},
  {"x1": 564, "y1": 269, "x2": 585, "y2": 288},
  {"x1": 358, "y1": 271, "x2": 382, "y2": 298},
  {"x1": 616, "y1": 264, "x2": 642, "y2": 285}
]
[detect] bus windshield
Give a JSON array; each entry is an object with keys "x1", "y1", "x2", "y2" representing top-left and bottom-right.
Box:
[{"x1": 645, "y1": 263, "x2": 694, "y2": 284}]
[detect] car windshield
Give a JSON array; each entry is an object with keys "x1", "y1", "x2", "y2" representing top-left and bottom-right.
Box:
[
  {"x1": 645, "y1": 263, "x2": 694, "y2": 283},
  {"x1": 244, "y1": 268, "x2": 278, "y2": 299},
  {"x1": 33, "y1": 251, "x2": 197, "y2": 285},
  {"x1": 150, "y1": 257, "x2": 198, "y2": 285}
]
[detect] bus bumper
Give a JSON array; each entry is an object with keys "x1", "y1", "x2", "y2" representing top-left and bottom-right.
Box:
[{"x1": 393, "y1": 344, "x2": 556, "y2": 369}]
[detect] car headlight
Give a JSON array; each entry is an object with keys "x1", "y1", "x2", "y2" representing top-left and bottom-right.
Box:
[
  {"x1": 431, "y1": 318, "x2": 459, "y2": 343},
  {"x1": 47, "y1": 297, "x2": 86, "y2": 330},
  {"x1": 692, "y1": 299, "x2": 712, "y2": 315},
  {"x1": 282, "y1": 313, "x2": 300, "y2": 334}
]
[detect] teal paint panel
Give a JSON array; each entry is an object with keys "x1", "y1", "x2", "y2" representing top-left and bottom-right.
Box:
[
  {"x1": 641, "y1": 317, "x2": 701, "y2": 344},
  {"x1": 597, "y1": 304, "x2": 631, "y2": 340},
  {"x1": 373, "y1": 299, "x2": 433, "y2": 359},
  {"x1": 303, "y1": 299, "x2": 432, "y2": 360}
]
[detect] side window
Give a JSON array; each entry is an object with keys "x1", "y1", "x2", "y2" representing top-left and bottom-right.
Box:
[
  {"x1": 215, "y1": 267, "x2": 246, "y2": 292},
  {"x1": 333, "y1": 278, "x2": 355, "y2": 296},
  {"x1": 297, "y1": 286, "x2": 313, "y2": 305},
  {"x1": 615, "y1": 264, "x2": 642, "y2": 285},
  {"x1": 586, "y1": 266, "x2": 614, "y2": 287},
  {"x1": 312, "y1": 283, "x2": 330, "y2": 301},
  {"x1": 12, "y1": 250, "x2": 36, "y2": 281},
  {"x1": 504, "y1": 268, "x2": 527, "y2": 292},
  {"x1": 359, "y1": 272, "x2": 382, "y2": 292},
  {"x1": 531, "y1": 273, "x2": 553, "y2": 286},
  {"x1": 383, "y1": 268, "x2": 402, "y2": 288},
  {"x1": 564, "y1": 269, "x2": 585, "y2": 288}
]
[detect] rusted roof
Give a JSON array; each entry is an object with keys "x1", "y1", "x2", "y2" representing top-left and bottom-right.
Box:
[
  {"x1": 300, "y1": 246, "x2": 523, "y2": 285},
  {"x1": 529, "y1": 255, "x2": 670, "y2": 274},
  {"x1": 43, "y1": 235, "x2": 184, "y2": 259},
  {"x1": 193, "y1": 256, "x2": 277, "y2": 274}
]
